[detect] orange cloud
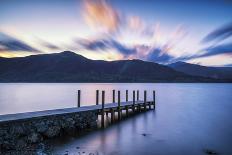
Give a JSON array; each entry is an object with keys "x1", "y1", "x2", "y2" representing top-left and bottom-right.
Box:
[{"x1": 83, "y1": 0, "x2": 121, "y2": 33}]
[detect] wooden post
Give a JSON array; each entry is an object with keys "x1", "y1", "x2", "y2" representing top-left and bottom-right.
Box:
[
  {"x1": 137, "y1": 90, "x2": 139, "y2": 101},
  {"x1": 96, "y1": 90, "x2": 99, "y2": 105},
  {"x1": 111, "y1": 108, "x2": 114, "y2": 123},
  {"x1": 144, "y1": 90, "x2": 147, "y2": 110},
  {"x1": 126, "y1": 90, "x2": 128, "y2": 102},
  {"x1": 101, "y1": 91, "x2": 105, "y2": 128},
  {"x1": 118, "y1": 91, "x2": 121, "y2": 120},
  {"x1": 153, "y1": 90, "x2": 156, "y2": 109},
  {"x1": 133, "y1": 90, "x2": 135, "y2": 112},
  {"x1": 113, "y1": 90, "x2": 115, "y2": 103},
  {"x1": 77, "y1": 90, "x2": 81, "y2": 107}
]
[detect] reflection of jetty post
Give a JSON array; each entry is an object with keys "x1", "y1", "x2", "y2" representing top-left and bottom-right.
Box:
[{"x1": 153, "y1": 90, "x2": 156, "y2": 109}]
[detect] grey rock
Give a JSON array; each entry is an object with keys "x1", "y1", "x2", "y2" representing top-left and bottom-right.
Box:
[
  {"x1": 10, "y1": 125, "x2": 25, "y2": 136},
  {"x1": 44, "y1": 125, "x2": 61, "y2": 138},
  {"x1": 35, "y1": 122, "x2": 48, "y2": 133},
  {"x1": 16, "y1": 138, "x2": 28, "y2": 149},
  {"x1": 28, "y1": 133, "x2": 42, "y2": 143}
]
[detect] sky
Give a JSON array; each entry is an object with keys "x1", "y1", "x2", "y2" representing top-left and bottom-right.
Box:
[{"x1": 0, "y1": 0, "x2": 232, "y2": 66}]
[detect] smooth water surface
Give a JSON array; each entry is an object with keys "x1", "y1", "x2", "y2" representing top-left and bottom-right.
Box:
[{"x1": 0, "y1": 83, "x2": 232, "y2": 155}]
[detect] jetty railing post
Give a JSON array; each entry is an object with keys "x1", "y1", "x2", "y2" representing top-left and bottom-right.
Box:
[
  {"x1": 113, "y1": 90, "x2": 115, "y2": 103},
  {"x1": 144, "y1": 90, "x2": 147, "y2": 110},
  {"x1": 118, "y1": 90, "x2": 121, "y2": 120},
  {"x1": 126, "y1": 90, "x2": 128, "y2": 102},
  {"x1": 77, "y1": 90, "x2": 81, "y2": 107},
  {"x1": 126, "y1": 90, "x2": 129, "y2": 117},
  {"x1": 101, "y1": 91, "x2": 105, "y2": 128},
  {"x1": 153, "y1": 90, "x2": 156, "y2": 109},
  {"x1": 133, "y1": 90, "x2": 135, "y2": 112},
  {"x1": 137, "y1": 90, "x2": 141, "y2": 111},
  {"x1": 137, "y1": 90, "x2": 139, "y2": 101},
  {"x1": 96, "y1": 90, "x2": 99, "y2": 105}
]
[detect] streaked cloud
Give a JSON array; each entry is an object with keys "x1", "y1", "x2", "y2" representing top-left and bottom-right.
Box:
[
  {"x1": 187, "y1": 54, "x2": 232, "y2": 67},
  {"x1": 203, "y1": 43, "x2": 232, "y2": 57},
  {"x1": 37, "y1": 39, "x2": 60, "y2": 50},
  {"x1": 146, "y1": 48, "x2": 174, "y2": 63},
  {"x1": 182, "y1": 22, "x2": 232, "y2": 61},
  {"x1": 167, "y1": 22, "x2": 232, "y2": 63},
  {"x1": 77, "y1": 38, "x2": 109, "y2": 51},
  {"x1": 78, "y1": 0, "x2": 189, "y2": 64},
  {"x1": 0, "y1": 32, "x2": 40, "y2": 53},
  {"x1": 109, "y1": 39, "x2": 136, "y2": 55},
  {"x1": 83, "y1": 0, "x2": 121, "y2": 33},
  {"x1": 76, "y1": 37, "x2": 136, "y2": 56},
  {"x1": 82, "y1": 0, "x2": 157, "y2": 39},
  {"x1": 202, "y1": 22, "x2": 232, "y2": 43},
  {"x1": 170, "y1": 43, "x2": 232, "y2": 64},
  {"x1": 184, "y1": 43, "x2": 232, "y2": 60},
  {"x1": 128, "y1": 16, "x2": 144, "y2": 31},
  {"x1": 76, "y1": 35, "x2": 177, "y2": 63}
]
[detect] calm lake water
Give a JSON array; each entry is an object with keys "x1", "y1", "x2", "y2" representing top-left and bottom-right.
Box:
[{"x1": 0, "y1": 83, "x2": 232, "y2": 155}]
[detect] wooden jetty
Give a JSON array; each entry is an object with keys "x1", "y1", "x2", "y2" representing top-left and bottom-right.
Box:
[
  {"x1": 77, "y1": 90, "x2": 156, "y2": 128},
  {"x1": 0, "y1": 89, "x2": 156, "y2": 151}
]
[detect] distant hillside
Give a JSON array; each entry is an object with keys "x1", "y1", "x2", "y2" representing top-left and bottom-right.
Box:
[
  {"x1": 169, "y1": 61, "x2": 232, "y2": 80},
  {"x1": 0, "y1": 51, "x2": 228, "y2": 82}
]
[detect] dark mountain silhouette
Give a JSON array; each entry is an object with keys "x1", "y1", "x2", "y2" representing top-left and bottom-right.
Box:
[
  {"x1": 0, "y1": 51, "x2": 229, "y2": 82},
  {"x1": 169, "y1": 61, "x2": 232, "y2": 80}
]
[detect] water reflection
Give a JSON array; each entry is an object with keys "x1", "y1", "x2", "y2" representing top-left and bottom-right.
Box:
[{"x1": 50, "y1": 110, "x2": 156, "y2": 155}]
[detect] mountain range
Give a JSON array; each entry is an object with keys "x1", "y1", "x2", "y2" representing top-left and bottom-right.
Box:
[
  {"x1": 169, "y1": 61, "x2": 232, "y2": 80},
  {"x1": 0, "y1": 51, "x2": 231, "y2": 82}
]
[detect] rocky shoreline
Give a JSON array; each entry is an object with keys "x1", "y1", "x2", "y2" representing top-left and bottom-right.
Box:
[{"x1": 0, "y1": 110, "x2": 98, "y2": 153}]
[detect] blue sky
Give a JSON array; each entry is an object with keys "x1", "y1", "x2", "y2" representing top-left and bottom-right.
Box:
[{"x1": 0, "y1": 0, "x2": 232, "y2": 66}]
